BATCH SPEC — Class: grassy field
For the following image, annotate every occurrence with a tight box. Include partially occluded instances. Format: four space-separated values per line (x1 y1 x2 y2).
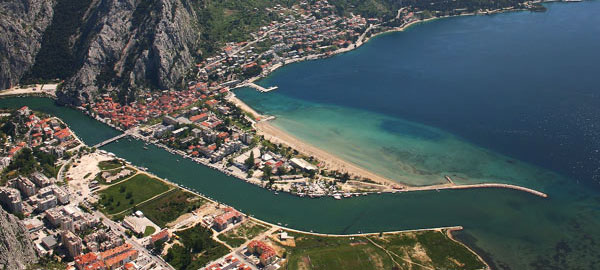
284 230 486 270
98 159 124 170
138 189 205 227
217 220 270 248
144 226 156 237
98 174 170 215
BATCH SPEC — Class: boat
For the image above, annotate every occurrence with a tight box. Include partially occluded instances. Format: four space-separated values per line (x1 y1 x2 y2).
274 191 279 195
143 146 148 150
333 194 342 200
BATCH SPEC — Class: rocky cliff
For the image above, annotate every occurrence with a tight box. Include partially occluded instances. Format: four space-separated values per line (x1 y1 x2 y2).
57 0 201 105
0 207 39 269
0 0 55 89
0 0 201 105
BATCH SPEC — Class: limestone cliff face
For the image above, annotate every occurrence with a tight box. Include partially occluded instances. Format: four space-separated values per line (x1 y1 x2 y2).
57 0 201 105
0 0 55 89
0 208 38 269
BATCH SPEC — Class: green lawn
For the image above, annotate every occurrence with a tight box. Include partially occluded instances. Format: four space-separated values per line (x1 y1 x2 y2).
217 220 269 248
98 159 124 170
144 226 156 237
138 189 205 227
98 174 170 215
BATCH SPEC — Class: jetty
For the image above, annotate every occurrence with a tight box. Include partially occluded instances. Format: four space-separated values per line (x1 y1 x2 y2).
450 183 548 198
245 82 278 92
405 182 548 198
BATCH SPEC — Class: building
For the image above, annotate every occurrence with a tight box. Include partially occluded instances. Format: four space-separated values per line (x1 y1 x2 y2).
213 207 243 231
30 172 52 187
74 252 99 270
62 230 83 258
150 229 170 245
45 206 99 233
76 243 138 270
290 158 317 172
41 235 58 250
247 240 277 266
0 187 23 213
12 176 37 197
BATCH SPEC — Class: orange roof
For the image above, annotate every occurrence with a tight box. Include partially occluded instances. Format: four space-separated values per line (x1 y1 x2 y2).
84 260 105 270
100 243 132 260
105 249 138 268
75 252 98 266
150 229 170 243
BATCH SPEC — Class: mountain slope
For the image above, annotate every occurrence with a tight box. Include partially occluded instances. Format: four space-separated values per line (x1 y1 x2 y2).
0 0 55 89
0 207 39 269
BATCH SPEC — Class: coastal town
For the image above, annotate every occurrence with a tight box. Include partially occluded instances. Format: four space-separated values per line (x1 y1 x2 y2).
74 0 420 198
0 107 488 270
0 0 565 269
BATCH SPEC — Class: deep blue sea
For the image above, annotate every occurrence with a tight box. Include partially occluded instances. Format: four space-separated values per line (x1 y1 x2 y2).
237 1 600 190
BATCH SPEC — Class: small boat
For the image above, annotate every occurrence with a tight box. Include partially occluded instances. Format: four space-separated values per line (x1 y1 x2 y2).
143 146 148 150
333 194 342 200
274 192 279 195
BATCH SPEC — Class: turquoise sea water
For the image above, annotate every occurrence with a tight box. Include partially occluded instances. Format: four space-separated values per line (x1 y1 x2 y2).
2 2 600 269
236 2 600 191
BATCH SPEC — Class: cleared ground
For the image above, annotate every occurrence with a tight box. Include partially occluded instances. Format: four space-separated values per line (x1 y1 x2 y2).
217 220 270 248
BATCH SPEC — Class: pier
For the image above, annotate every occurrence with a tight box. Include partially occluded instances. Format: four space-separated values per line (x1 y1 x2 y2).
245 82 278 92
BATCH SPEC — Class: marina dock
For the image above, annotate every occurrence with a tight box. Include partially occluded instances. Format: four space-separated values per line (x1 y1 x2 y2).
245 82 278 92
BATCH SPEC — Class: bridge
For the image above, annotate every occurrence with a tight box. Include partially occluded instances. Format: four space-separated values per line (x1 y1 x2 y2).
93 132 131 148
94 127 141 148
245 82 278 92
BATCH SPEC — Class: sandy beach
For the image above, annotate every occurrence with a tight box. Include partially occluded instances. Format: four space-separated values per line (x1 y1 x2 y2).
255 120 403 188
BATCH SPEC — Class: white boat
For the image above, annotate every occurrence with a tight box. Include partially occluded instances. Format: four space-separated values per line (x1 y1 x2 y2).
333 194 342 200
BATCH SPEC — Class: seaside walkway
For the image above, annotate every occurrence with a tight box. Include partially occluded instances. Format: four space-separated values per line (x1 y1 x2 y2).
245 82 278 92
